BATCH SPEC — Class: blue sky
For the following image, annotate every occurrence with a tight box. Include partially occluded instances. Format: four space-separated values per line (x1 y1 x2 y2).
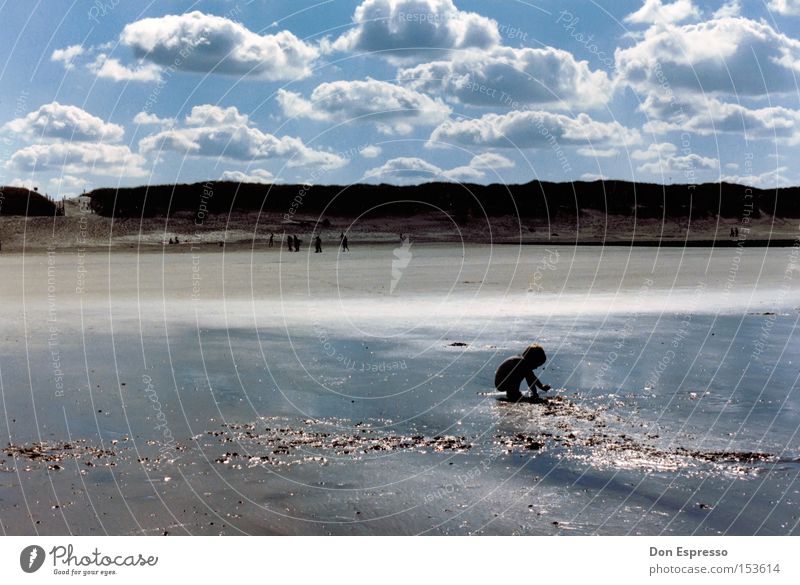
1 0 800 197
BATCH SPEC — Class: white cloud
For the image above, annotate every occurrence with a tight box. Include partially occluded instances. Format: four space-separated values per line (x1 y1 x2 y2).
185 104 249 127
220 169 275 183
10 143 148 176
277 79 451 134
625 0 699 25
468 152 515 169
580 172 608 181
631 142 678 160
768 0 800 16
713 0 741 18
364 157 443 183
4 102 124 143
722 166 790 187
88 54 162 82
397 46 612 109
120 11 318 80
360 145 382 158
51 45 84 70
363 152 514 184
133 112 175 127
576 147 620 158
329 0 500 59
642 97 800 142
616 16 800 96
48 174 86 195
428 110 640 149
637 153 719 174
139 104 345 169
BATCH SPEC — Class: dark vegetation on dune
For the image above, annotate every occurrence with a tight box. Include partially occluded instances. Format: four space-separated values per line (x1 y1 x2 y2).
0 186 62 216
83 180 799 220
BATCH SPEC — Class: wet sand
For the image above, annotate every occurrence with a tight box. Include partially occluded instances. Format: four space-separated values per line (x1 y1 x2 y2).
1 243 799 535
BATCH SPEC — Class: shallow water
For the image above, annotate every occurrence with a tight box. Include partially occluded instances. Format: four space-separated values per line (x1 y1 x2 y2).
0 244 798 535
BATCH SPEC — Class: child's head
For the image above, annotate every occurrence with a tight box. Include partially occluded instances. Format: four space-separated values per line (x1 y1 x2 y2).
522 344 546 368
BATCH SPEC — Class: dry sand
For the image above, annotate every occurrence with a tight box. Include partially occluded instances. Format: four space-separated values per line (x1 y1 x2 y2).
1 197 797 252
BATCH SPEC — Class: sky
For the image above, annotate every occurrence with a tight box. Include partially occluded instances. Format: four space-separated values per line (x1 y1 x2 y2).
1 0 800 197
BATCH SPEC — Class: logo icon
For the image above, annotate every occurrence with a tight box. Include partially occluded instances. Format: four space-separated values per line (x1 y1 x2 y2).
390 237 412 294
20 545 46 573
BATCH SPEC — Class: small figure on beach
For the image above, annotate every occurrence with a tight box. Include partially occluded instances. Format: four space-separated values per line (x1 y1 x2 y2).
495 344 551 403
269 233 274 248
314 235 323 253
293 235 301 252
175 236 180 244
168 238 174 245
287 234 293 252
340 232 349 252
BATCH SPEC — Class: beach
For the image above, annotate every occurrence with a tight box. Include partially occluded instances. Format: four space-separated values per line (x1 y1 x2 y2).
0 241 799 535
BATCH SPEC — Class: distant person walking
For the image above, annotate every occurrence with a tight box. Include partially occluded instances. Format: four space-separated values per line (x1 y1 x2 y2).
287 234 293 252
268 233 274 248
314 235 323 253
293 235 301 252
340 233 349 252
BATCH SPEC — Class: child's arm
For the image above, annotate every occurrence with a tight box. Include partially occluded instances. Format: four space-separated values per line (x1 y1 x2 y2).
526 372 551 392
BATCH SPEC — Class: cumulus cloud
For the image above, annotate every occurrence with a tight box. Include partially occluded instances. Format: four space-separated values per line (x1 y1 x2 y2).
220 169 275 183
642 97 800 142
360 145 382 158
768 0 800 16
428 110 640 149
363 157 443 183
363 152 514 183
631 142 678 160
637 153 719 174
721 166 790 188
10 143 147 176
51 44 84 70
4 102 125 143
88 54 162 82
576 147 620 158
133 112 176 127
616 16 800 97
329 0 500 59
625 0 699 25
48 174 86 195
185 104 249 126
120 11 318 80
397 46 612 109
139 104 345 168
277 79 451 134
713 0 741 18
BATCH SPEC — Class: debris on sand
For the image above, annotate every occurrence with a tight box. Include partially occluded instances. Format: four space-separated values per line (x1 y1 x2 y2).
494 394 789 475
3 441 117 470
203 418 471 469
